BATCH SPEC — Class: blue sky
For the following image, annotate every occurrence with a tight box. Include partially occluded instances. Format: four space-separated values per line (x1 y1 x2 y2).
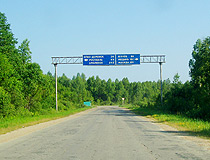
1 0 210 82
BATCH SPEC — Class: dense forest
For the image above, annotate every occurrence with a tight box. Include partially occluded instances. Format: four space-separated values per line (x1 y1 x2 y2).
0 12 210 120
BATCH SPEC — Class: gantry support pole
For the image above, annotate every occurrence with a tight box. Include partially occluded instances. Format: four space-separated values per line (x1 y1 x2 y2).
54 63 58 111
51 57 83 112
159 62 163 105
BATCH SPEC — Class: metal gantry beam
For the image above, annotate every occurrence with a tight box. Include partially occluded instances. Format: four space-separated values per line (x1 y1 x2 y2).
52 56 82 65
140 55 166 63
52 55 166 65
140 55 165 105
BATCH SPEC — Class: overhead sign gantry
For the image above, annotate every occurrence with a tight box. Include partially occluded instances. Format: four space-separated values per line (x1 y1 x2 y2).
52 54 166 111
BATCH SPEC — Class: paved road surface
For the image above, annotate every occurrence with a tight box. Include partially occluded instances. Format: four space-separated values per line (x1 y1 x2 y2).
1 106 210 160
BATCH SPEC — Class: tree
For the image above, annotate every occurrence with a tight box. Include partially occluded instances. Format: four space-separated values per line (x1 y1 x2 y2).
189 37 210 90
0 12 18 57
22 63 43 111
0 12 22 77
106 78 115 102
115 81 126 103
0 87 15 117
189 37 210 119
18 39 32 65
70 73 92 104
0 15 26 112
58 74 71 88
87 76 97 101
0 53 14 88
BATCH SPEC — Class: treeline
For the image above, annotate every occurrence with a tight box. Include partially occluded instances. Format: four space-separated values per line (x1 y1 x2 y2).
51 72 164 108
0 12 94 118
1 12 210 121
0 12 55 118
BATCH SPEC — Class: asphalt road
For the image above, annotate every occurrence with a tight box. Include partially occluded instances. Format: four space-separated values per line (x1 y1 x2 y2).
1 106 210 160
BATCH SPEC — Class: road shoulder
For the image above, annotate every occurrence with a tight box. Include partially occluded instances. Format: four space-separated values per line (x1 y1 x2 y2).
0 107 97 143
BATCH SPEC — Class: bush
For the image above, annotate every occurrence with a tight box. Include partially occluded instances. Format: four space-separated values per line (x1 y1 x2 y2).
0 87 16 117
16 107 33 117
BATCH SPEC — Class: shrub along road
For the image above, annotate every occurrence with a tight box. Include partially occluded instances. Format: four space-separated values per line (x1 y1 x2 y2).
1 106 210 160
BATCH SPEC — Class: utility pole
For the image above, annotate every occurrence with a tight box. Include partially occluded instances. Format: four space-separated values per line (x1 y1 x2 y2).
54 63 58 111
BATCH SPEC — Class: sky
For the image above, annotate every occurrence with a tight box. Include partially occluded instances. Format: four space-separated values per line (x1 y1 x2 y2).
1 0 210 82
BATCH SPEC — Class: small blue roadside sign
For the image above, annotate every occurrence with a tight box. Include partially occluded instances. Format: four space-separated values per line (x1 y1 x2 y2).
116 54 140 65
84 101 91 106
83 54 115 66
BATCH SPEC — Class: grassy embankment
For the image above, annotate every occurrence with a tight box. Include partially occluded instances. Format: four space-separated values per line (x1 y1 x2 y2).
122 104 210 139
0 106 94 135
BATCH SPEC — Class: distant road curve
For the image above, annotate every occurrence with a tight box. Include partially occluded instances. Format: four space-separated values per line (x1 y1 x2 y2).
1 106 210 160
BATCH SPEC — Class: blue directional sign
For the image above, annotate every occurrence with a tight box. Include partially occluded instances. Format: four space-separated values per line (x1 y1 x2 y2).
116 54 140 65
83 54 115 65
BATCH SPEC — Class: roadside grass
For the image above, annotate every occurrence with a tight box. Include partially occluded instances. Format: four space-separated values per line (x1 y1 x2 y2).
122 104 210 139
0 106 94 135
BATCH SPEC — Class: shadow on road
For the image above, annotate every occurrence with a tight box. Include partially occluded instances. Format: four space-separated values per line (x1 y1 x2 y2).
124 106 210 139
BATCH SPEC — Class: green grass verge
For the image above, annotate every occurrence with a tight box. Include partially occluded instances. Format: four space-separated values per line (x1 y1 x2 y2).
122 104 210 139
0 106 94 135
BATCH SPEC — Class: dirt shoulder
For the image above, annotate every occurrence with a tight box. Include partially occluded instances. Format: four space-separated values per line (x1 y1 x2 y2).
121 107 210 150
136 112 210 151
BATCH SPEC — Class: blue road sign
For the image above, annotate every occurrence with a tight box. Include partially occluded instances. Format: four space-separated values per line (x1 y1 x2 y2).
116 54 140 65
83 54 115 65
84 101 91 106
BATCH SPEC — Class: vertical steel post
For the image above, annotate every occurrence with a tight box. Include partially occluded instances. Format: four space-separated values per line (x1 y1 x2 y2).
54 64 58 111
159 62 163 105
